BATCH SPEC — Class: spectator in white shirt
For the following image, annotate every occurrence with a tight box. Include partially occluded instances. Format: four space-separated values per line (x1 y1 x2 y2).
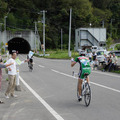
88 51 93 62
0 61 13 104
109 53 118 71
5 51 28 98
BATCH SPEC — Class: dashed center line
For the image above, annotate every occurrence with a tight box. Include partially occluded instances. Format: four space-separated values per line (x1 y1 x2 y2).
51 69 120 93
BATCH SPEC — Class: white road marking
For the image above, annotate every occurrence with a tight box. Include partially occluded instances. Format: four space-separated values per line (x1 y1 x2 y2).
39 65 45 68
92 71 120 78
19 76 64 120
51 69 120 93
90 81 120 93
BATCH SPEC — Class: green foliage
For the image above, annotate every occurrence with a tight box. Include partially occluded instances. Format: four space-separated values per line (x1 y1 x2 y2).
5 68 8 74
0 0 8 18
35 49 79 59
3 60 6 63
0 42 4 48
115 44 120 50
1 48 5 54
0 0 120 49
106 37 113 49
91 0 111 9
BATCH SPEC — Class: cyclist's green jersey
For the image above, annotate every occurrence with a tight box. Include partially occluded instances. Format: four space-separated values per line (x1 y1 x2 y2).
74 56 91 79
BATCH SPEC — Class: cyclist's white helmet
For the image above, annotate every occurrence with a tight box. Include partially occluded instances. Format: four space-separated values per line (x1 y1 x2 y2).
79 51 86 56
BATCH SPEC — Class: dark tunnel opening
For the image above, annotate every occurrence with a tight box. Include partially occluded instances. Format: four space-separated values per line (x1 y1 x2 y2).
8 37 31 54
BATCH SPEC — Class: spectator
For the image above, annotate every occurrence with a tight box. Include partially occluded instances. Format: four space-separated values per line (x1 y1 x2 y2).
93 59 99 70
108 54 113 72
88 51 93 62
93 52 97 62
103 54 112 72
102 54 108 72
0 62 13 104
0 55 3 90
5 51 29 99
109 53 118 71
92 52 98 70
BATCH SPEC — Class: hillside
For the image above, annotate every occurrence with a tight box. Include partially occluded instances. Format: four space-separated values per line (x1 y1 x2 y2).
0 0 120 49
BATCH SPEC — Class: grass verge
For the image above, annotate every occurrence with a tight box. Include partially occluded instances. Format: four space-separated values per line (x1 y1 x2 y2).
35 49 79 59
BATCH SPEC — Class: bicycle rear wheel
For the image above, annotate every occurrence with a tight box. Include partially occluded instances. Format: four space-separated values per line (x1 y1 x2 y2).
84 82 91 107
29 63 33 72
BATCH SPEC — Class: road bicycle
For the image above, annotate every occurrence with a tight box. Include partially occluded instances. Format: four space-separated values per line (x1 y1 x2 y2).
73 71 91 107
27 55 33 72
28 62 33 72
28 59 33 72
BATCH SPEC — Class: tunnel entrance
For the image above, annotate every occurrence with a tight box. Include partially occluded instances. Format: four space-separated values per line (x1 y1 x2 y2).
8 37 31 54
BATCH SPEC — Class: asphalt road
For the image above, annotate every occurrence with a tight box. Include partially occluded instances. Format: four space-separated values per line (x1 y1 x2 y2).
1 55 120 120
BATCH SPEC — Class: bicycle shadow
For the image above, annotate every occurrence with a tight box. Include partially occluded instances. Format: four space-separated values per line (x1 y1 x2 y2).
60 99 91 109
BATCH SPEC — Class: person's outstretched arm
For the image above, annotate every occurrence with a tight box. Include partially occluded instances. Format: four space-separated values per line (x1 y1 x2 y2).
0 62 13 68
71 58 77 67
5 63 13 67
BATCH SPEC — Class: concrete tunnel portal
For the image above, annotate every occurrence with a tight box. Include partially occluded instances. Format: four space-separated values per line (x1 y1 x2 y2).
8 37 31 54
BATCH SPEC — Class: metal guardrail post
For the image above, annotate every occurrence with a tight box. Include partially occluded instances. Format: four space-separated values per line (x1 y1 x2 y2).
15 68 21 91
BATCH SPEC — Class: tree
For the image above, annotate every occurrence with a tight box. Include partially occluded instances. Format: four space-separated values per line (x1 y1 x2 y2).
106 37 113 49
0 0 8 19
0 0 120 49
115 44 120 50
91 0 112 9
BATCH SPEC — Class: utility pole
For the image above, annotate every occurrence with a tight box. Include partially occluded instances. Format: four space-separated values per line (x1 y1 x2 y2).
41 10 47 56
4 16 7 31
68 8 72 57
61 28 63 50
110 19 113 38
102 20 104 28
34 22 37 52
43 10 45 56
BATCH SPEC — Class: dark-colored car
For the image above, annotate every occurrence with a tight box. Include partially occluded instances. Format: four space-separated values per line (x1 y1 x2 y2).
109 50 120 57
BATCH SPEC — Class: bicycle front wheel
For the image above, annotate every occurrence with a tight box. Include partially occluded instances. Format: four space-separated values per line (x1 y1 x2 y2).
84 82 91 107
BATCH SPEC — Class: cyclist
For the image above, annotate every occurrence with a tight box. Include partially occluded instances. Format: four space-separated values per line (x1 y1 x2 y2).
27 51 34 71
71 51 91 101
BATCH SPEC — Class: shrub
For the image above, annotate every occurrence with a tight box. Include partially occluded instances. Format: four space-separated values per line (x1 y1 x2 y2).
1 48 5 54
115 44 120 50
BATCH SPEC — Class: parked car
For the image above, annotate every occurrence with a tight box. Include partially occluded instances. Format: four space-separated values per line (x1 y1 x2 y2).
109 50 120 57
96 50 109 63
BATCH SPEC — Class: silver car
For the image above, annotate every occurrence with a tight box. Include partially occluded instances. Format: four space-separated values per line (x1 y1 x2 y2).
96 50 109 63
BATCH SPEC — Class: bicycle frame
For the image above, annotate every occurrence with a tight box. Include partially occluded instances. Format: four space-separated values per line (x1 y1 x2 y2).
81 78 88 96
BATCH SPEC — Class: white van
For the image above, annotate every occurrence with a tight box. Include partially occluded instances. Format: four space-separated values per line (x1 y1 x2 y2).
96 50 109 63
